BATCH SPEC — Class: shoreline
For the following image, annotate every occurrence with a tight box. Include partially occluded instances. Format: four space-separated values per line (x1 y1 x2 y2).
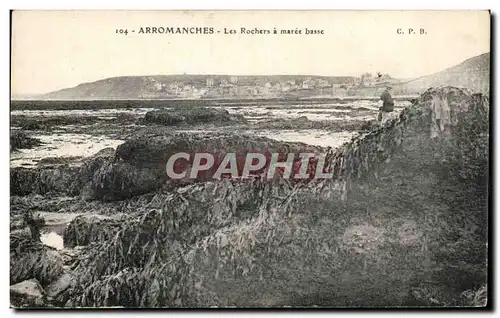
12 95 418 102
10 96 417 111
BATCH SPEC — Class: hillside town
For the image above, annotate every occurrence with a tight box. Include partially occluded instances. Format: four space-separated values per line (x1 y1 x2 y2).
139 73 401 99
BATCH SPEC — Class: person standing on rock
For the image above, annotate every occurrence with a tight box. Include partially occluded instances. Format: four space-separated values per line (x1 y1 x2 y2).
378 84 395 125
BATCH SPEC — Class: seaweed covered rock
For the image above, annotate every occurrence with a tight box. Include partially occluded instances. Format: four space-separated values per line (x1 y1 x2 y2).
12 132 321 201
255 116 366 132
45 273 75 298
63 215 124 248
10 235 65 286
144 107 245 126
10 279 46 308
81 161 165 201
11 165 81 196
114 133 319 167
144 111 185 125
11 114 138 131
10 147 116 197
178 87 489 307
59 87 488 307
11 168 38 196
82 133 321 201
62 181 272 307
10 130 42 152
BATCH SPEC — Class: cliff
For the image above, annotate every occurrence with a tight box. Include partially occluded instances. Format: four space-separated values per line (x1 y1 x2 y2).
394 52 490 95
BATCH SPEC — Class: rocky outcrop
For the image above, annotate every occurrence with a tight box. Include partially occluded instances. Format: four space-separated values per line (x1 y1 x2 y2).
63 215 124 248
10 279 46 307
10 130 42 152
180 87 488 307
254 116 366 132
10 272 76 308
10 147 115 197
45 273 74 298
11 113 139 131
12 132 322 201
10 235 65 286
59 87 488 307
9 86 488 307
88 133 322 201
144 107 246 126
11 165 85 196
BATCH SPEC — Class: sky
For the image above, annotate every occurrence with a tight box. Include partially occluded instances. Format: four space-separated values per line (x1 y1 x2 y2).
11 10 490 95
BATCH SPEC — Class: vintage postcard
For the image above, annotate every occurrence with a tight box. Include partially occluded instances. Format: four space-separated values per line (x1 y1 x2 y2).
10 10 490 308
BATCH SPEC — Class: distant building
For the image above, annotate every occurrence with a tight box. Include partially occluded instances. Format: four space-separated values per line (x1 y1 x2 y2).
206 78 214 88
281 83 291 92
273 82 282 92
332 83 348 97
229 76 238 84
302 78 316 89
316 79 330 88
